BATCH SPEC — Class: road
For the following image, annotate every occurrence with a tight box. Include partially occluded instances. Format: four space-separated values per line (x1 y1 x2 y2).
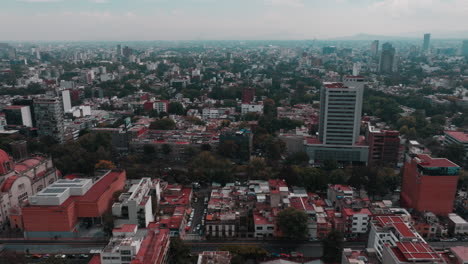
0 240 107 254
187 240 322 257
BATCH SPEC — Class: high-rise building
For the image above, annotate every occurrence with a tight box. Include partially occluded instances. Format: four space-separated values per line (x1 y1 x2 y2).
241 87 255 103
462 40 468 56
371 40 379 58
401 154 460 215
322 46 336 55
379 42 395 74
305 82 369 165
319 83 363 145
12 98 36 127
33 97 65 143
61 90 72 112
422 33 431 52
3 105 33 127
116 44 122 56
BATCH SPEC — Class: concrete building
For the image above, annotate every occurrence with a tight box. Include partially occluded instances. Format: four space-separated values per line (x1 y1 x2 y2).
112 178 155 228
401 154 460 215
422 33 431 53
382 241 444 264
241 103 264 115
61 89 72 112
33 97 65 143
319 82 363 146
100 223 170 264
448 213 468 235
367 215 422 260
253 211 275 238
444 131 468 161
462 40 468 56
306 82 368 165
371 40 379 58
379 42 395 74
366 124 400 166
3 105 33 127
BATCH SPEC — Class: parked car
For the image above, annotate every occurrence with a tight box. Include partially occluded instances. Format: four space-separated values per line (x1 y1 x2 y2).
280 253 291 258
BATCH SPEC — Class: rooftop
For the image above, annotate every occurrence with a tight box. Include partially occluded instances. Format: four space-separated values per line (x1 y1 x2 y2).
445 131 468 143
392 242 441 262
450 246 468 261
416 154 459 168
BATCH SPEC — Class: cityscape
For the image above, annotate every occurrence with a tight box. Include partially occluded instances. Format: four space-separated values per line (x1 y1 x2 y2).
2 1 468 264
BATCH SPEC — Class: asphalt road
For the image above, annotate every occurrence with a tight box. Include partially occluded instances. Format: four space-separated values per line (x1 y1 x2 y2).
188 193 206 235
186 240 326 257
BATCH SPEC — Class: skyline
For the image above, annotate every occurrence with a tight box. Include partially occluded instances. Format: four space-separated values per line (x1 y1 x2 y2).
2 0 468 41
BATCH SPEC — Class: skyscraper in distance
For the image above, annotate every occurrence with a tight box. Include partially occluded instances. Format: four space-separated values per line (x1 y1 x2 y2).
462 40 468 56
379 42 395 74
422 33 431 53
117 44 122 56
371 40 379 58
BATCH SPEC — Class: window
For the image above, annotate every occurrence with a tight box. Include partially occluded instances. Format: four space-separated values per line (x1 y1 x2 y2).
121 256 132 261
120 250 131 255
256 226 263 230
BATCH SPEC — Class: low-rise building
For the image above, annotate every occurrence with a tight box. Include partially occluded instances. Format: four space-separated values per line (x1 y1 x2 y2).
112 178 155 228
448 213 468 235
100 223 170 264
22 170 126 238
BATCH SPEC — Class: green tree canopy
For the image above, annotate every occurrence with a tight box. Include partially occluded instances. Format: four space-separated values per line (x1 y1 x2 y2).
149 118 176 130
277 207 309 239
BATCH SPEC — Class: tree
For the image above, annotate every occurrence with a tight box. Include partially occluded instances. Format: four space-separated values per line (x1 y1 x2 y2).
168 102 185 115
95 160 115 170
442 143 465 166
264 137 286 162
277 207 308 239
149 118 176 130
284 152 310 166
322 230 344 262
168 237 192 264
218 140 239 159
190 152 233 184
330 169 347 184
161 144 172 156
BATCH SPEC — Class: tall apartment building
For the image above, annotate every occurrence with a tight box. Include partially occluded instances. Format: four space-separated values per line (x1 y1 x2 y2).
422 33 431 53
401 154 460 215
33 97 65 143
371 40 379 58
242 87 255 103
379 42 395 74
305 82 368 165
318 82 363 145
366 124 400 166
462 40 468 56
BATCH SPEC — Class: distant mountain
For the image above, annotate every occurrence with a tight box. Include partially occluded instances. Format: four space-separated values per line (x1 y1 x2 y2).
332 32 468 41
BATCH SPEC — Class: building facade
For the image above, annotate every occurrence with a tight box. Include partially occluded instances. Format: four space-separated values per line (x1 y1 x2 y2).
401 154 460 215
33 97 65 143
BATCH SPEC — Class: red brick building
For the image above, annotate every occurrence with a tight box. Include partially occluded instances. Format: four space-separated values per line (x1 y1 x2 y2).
22 169 126 238
401 154 460 215
365 124 400 166
242 87 255 104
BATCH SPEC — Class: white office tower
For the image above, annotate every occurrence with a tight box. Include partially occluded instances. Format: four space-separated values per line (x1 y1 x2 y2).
318 83 363 146
352 63 361 76
61 90 72 112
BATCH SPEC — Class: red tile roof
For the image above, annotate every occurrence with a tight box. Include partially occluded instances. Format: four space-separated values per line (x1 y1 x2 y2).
113 224 137 233
394 242 441 261
1 175 18 192
445 131 468 143
88 255 101 264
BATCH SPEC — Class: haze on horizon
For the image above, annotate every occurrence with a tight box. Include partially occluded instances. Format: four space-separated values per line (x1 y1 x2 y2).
1 0 468 41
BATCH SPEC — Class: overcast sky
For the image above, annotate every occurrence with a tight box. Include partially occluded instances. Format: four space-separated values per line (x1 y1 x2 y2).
1 0 468 41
